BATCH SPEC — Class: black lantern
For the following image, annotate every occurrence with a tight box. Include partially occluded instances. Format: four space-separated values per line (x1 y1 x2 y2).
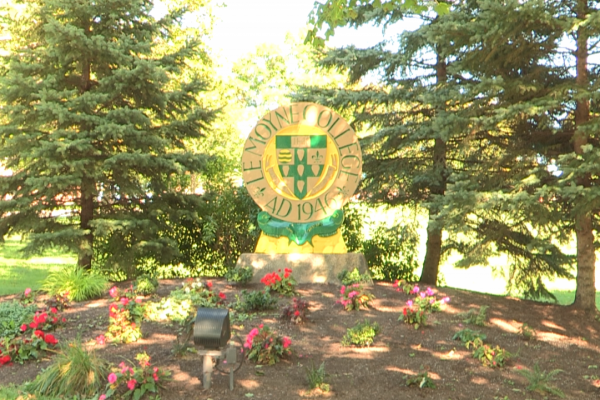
193 308 231 349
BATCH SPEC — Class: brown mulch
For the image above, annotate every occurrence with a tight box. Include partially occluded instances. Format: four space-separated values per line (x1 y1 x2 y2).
1 280 599 400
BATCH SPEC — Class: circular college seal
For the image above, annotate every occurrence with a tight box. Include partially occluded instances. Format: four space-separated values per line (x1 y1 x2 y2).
241 103 362 223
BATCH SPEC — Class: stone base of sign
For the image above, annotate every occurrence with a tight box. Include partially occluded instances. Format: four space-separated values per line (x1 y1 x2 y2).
254 231 347 254
235 253 371 285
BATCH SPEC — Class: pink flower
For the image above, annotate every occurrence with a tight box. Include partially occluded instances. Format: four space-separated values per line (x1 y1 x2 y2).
410 286 420 294
127 379 137 391
340 286 346 295
109 286 118 298
426 287 435 296
420 292 426 298
99 395 106 400
153 373 159 381
24 288 31 296
348 291 358 298
108 373 117 384
120 297 129 306
96 335 106 345
119 362 128 373
406 300 413 307
282 337 292 349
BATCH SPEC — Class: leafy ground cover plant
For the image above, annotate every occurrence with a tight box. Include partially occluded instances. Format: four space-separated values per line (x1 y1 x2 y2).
461 305 489 326
19 288 35 305
27 339 108 398
101 352 170 399
225 266 253 284
133 274 158 296
244 324 292 365
260 268 296 295
0 298 37 339
144 279 226 324
232 290 278 313
405 366 437 389
105 286 144 343
42 265 107 302
467 337 511 367
306 362 330 392
337 284 375 311
337 268 371 286
280 297 309 324
341 320 380 347
452 328 487 345
516 363 564 398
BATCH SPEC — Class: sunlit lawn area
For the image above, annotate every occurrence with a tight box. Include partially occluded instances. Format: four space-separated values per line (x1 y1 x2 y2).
0 236 76 296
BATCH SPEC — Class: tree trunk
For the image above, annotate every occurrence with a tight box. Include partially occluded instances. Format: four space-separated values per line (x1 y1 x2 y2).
572 0 597 314
420 51 447 285
77 46 94 270
78 175 94 269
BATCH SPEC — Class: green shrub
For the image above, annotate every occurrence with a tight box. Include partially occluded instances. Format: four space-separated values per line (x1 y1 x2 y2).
452 328 487 346
0 301 37 339
233 290 277 312
134 274 158 295
42 266 107 302
460 306 489 326
27 339 108 397
225 265 253 284
517 363 564 398
337 268 372 285
341 320 380 347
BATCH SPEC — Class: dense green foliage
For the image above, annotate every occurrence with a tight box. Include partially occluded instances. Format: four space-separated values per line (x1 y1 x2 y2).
0 0 215 273
0 301 36 339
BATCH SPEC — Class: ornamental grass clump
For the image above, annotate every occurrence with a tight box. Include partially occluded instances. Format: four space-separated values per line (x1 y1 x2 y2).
27 339 108 398
337 284 374 311
261 268 296 295
101 352 170 400
244 324 292 365
42 265 107 302
105 286 144 343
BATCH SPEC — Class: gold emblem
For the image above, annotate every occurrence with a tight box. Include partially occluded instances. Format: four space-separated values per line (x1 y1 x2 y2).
241 103 362 223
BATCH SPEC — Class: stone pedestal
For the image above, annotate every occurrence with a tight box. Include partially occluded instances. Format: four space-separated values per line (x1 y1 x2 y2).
235 253 371 285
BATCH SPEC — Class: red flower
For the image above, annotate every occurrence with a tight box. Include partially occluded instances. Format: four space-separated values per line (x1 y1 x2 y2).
206 281 213 289
20 324 27 332
29 322 38 329
109 303 119 318
218 292 226 300
52 317 58 324
44 334 58 345
109 286 118 298
34 330 45 339
120 297 129 306
50 307 58 314
294 310 300 317
35 313 48 324
403 308 407 316
0 355 11 365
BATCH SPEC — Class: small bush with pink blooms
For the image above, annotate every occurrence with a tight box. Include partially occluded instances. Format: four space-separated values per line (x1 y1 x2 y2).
101 352 170 399
280 297 309 324
337 284 375 311
397 284 450 329
244 324 292 365
399 300 429 329
19 288 35 305
105 286 144 344
260 268 296 295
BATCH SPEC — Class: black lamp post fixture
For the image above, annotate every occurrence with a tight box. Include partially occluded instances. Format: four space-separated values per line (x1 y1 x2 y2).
193 308 240 390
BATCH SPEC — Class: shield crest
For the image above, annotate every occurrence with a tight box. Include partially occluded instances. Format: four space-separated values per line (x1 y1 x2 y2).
276 135 327 199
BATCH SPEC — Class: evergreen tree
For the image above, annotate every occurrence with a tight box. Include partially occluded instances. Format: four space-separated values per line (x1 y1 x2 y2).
0 0 215 271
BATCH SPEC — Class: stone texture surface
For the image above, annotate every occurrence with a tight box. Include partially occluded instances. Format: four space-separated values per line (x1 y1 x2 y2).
235 253 371 285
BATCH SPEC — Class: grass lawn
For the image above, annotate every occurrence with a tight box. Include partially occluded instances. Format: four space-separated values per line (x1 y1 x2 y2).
0 236 76 296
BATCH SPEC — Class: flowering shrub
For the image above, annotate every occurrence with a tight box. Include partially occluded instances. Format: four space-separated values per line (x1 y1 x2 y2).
337 284 374 311
144 279 227 324
399 300 428 329
280 297 309 324
244 324 292 365
0 307 63 365
19 288 35 305
260 268 296 295
101 352 170 399
105 286 144 343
